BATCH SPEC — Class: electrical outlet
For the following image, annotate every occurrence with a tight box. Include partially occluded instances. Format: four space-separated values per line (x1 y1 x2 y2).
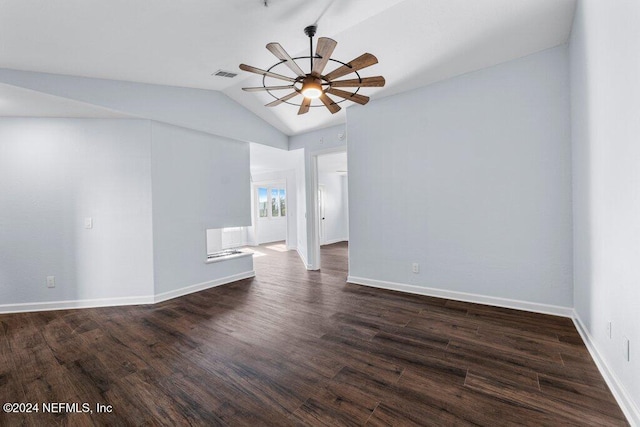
412 263 420 274
607 321 612 339
46 276 55 288
623 337 630 361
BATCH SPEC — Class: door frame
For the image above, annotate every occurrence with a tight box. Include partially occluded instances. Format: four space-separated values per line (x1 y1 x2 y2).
308 147 347 270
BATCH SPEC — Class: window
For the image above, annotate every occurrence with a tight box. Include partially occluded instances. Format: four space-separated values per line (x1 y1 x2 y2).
271 188 280 217
258 187 268 218
279 188 286 216
257 185 286 218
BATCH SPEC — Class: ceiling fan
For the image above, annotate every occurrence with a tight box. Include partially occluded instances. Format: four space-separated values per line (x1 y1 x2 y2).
239 24 385 115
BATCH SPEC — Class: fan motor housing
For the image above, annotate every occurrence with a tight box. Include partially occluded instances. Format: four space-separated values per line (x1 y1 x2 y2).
304 25 317 38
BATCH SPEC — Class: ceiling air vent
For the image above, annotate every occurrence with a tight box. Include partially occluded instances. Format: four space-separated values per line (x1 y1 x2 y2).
212 70 238 78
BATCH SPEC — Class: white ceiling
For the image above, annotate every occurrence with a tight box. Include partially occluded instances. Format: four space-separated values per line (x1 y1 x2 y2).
250 142 299 175
250 143 346 176
318 151 348 175
0 0 576 135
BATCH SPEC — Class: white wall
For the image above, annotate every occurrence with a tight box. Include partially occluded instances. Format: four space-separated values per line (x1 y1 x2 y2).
347 45 573 310
220 227 247 249
318 172 349 245
0 118 255 311
0 118 155 308
570 0 640 422
150 121 253 296
256 215 286 244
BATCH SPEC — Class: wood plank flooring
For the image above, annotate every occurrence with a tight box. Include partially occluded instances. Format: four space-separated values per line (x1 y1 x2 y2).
0 242 628 426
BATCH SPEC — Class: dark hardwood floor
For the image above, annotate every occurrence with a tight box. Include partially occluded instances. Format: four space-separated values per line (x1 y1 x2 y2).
0 242 628 426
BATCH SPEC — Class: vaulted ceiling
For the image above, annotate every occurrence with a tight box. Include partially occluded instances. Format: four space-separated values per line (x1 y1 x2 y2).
0 0 576 136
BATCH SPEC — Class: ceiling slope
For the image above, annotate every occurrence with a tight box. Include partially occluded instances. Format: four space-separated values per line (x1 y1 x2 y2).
0 83 130 118
0 68 288 148
0 0 576 135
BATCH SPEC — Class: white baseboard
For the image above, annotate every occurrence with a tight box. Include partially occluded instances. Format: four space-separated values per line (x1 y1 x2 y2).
154 270 255 304
0 271 256 314
0 295 155 314
572 313 639 426
321 238 348 246
297 248 312 270
346 276 574 318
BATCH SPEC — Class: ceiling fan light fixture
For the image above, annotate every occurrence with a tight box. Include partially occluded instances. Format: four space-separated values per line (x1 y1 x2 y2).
301 76 323 99
239 23 385 115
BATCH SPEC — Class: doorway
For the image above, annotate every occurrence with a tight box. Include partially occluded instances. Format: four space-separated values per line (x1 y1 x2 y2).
314 150 349 269
248 142 302 252
253 182 288 245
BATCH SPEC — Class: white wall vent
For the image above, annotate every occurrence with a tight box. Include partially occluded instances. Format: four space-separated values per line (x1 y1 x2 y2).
212 70 238 78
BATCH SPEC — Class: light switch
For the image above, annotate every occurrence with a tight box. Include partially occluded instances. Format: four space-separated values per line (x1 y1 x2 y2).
84 217 93 229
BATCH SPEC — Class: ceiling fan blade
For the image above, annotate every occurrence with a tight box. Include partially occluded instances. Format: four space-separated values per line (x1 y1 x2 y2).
242 85 295 92
266 43 306 77
330 76 386 88
239 64 297 83
319 93 341 114
298 97 312 115
327 88 369 105
312 37 337 77
324 53 378 81
265 91 300 107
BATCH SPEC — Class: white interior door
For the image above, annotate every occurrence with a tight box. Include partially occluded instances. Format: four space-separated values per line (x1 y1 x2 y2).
318 185 326 245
